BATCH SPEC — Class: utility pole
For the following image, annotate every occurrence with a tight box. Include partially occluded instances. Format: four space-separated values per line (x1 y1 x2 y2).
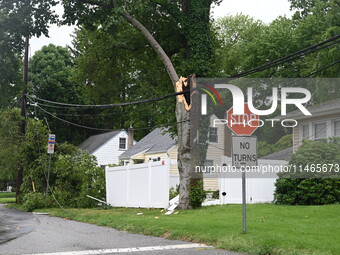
16 36 29 203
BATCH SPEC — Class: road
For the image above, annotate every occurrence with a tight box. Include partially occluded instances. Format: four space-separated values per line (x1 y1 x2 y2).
0 205 240 255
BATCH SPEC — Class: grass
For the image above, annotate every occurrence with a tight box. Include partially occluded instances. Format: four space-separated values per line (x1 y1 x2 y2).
36 204 340 255
0 192 15 204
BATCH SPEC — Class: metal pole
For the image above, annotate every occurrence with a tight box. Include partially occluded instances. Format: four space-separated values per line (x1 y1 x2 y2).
46 153 52 196
242 170 247 233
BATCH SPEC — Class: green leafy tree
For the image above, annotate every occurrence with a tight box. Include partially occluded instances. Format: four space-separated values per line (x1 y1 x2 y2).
29 44 87 144
59 0 220 209
0 10 22 109
0 109 21 181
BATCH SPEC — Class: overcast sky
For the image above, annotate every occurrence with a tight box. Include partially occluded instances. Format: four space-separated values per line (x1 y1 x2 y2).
30 0 293 55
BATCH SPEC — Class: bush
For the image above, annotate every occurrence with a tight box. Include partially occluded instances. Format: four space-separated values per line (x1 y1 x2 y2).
212 189 219 199
21 143 105 209
22 192 52 212
189 180 206 209
274 139 340 205
169 185 179 200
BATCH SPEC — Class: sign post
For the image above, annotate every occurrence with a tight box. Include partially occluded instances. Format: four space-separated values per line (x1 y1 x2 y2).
46 134 56 195
227 103 259 233
232 136 257 233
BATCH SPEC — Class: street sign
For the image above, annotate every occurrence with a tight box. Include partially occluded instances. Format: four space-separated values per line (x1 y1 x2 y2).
227 103 259 136
232 136 258 168
47 134 56 154
231 135 258 233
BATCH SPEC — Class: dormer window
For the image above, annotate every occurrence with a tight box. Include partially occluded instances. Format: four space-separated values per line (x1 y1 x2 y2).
119 138 127 150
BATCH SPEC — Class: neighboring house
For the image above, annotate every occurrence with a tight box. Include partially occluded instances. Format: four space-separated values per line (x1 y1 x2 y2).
119 128 179 188
203 114 230 191
119 114 228 191
284 99 340 152
261 147 293 161
78 130 135 167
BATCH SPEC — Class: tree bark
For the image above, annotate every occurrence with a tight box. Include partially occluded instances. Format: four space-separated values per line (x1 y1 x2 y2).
119 9 197 209
119 11 179 86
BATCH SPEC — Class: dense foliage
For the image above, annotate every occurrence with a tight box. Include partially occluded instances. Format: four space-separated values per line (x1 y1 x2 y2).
0 0 339 208
274 139 340 205
0 109 105 210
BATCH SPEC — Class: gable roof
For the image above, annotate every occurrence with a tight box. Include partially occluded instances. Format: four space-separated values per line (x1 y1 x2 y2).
78 130 122 154
260 147 293 161
282 98 340 120
119 128 176 159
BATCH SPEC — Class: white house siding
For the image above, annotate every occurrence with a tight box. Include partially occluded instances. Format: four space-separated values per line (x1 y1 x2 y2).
203 115 226 191
93 131 129 166
293 126 299 152
293 113 340 152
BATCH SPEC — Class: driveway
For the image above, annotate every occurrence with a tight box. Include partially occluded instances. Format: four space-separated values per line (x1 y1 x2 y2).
0 205 240 255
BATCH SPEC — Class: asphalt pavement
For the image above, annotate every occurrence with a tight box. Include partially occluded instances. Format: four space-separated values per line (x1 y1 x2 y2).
0 204 240 255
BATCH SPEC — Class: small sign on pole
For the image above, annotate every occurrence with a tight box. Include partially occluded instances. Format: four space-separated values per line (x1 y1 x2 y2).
232 135 258 233
46 134 55 195
47 134 56 154
232 136 258 168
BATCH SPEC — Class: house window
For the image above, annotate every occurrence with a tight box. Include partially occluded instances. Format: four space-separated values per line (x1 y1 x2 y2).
208 127 218 143
119 138 127 150
333 120 340 137
314 122 327 140
302 124 310 139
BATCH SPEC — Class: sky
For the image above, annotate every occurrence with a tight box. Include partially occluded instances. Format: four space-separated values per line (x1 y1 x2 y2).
30 0 293 55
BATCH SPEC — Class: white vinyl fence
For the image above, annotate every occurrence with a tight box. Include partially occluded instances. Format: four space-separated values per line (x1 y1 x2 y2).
105 161 170 208
219 157 288 204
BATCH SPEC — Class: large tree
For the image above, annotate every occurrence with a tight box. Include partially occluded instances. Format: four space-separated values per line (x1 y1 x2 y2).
0 10 22 109
2 0 219 209
29 44 88 144
59 0 220 209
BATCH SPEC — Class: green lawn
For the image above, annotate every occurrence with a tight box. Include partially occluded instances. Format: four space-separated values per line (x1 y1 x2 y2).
36 204 340 255
0 192 15 203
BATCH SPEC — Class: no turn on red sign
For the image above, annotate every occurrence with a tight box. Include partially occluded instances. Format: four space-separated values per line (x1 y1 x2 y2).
227 103 259 136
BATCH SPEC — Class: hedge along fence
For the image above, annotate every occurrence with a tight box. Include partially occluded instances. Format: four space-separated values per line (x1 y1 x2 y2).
274 138 340 205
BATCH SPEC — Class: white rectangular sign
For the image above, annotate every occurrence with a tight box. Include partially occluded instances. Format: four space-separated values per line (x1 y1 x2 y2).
232 136 257 167
47 134 56 154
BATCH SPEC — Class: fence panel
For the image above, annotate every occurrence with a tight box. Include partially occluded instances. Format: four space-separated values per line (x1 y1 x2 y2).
219 157 288 204
106 161 170 208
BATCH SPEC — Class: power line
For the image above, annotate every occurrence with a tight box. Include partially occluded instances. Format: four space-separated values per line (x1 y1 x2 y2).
34 103 189 132
27 90 185 109
27 35 339 110
303 60 340 78
35 104 115 132
227 34 340 79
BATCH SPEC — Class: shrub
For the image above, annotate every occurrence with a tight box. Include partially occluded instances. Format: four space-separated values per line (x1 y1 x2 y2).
21 143 105 209
274 139 340 205
169 185 179 200
22 192 52 212
212 189 219 199
189 180 206 209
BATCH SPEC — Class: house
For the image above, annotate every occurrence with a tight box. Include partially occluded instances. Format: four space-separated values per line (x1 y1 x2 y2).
119 114 228 191
284 99 340 152
78 130 135 167
261 147 293 161
119 127 179 188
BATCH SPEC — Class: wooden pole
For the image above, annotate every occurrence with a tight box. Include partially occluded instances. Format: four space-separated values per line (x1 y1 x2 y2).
16 36 29 203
